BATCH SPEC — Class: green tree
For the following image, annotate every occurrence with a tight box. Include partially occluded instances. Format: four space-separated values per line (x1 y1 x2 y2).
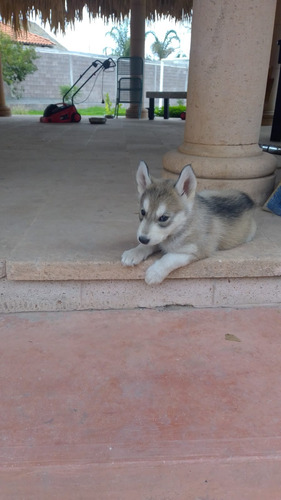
104 18 130 57
0 31 38 98
145 29 180 60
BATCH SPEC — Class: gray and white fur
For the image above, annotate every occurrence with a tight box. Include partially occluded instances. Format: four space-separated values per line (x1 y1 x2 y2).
122 161 256 285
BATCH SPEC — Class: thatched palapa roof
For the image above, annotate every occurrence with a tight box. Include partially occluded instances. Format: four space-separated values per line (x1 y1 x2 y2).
0 0 193 32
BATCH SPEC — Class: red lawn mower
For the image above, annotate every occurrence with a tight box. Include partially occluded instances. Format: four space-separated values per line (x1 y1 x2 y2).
40 58 116 123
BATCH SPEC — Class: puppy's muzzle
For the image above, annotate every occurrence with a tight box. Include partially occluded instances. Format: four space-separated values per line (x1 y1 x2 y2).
138 235 150 245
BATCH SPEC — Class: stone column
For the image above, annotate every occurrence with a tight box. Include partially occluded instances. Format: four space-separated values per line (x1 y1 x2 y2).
163 0 277 205
262 0 281 125
0 53 11 117
126 0 147 119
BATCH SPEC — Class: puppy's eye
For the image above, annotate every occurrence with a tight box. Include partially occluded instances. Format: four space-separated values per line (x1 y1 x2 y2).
140 209 146 217
158 214 169 223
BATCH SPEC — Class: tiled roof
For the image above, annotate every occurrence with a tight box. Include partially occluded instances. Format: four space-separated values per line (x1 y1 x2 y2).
0 22 54 47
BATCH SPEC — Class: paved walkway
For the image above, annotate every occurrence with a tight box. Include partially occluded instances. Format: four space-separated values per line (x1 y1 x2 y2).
1 306 281 499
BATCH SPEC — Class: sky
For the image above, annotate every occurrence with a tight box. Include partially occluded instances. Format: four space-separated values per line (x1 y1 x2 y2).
32 7 191 58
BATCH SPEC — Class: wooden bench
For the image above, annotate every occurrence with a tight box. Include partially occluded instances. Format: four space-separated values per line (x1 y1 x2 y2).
146 91 187 120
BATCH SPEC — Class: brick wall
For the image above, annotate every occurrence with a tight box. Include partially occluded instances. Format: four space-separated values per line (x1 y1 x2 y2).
5 48 189 110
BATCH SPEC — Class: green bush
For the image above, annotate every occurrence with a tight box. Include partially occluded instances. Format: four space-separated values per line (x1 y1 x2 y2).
104 93 114 115
59 84 81 103
155 105 186 118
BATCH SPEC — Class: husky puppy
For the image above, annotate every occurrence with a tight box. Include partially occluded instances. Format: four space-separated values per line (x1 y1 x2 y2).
122 161 256 285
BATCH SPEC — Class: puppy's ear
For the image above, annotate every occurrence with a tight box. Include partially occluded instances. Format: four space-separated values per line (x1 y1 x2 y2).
175 164 197 198
136 161 152 196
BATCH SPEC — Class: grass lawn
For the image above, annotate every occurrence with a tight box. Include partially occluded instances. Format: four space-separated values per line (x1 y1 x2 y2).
11 105 126 116
11 104 186 118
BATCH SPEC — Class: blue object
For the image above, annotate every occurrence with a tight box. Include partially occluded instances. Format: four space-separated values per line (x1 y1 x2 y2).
263 182 281 216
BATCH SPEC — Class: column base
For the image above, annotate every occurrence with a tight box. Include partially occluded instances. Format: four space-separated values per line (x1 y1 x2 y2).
0 105 11 117
140 108 148 119
125 105 147 119
163 148 277 205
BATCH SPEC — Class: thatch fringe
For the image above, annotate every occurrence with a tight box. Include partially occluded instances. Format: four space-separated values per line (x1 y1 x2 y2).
0 0 192 32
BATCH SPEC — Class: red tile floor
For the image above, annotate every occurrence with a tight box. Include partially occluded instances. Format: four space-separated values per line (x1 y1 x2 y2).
1 306 281 499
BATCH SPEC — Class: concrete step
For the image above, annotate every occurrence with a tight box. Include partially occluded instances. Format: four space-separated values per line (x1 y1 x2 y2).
1 207 281 313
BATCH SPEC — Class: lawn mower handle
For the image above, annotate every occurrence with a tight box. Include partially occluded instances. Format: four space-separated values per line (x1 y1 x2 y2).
63 58 116 104
102 58 116 70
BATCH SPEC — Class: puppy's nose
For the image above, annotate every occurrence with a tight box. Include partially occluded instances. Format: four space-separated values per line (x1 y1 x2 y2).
139 235 150 245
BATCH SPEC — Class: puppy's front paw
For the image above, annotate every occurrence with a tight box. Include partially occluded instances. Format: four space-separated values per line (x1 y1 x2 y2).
145 263 166 285
121 247 144 266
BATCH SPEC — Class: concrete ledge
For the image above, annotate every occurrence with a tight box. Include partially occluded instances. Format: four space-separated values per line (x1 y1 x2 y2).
1 276 281 313
5 253 281 281
3 205 281 312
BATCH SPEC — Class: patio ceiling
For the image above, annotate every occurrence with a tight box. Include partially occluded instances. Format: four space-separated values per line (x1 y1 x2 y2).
0 1 193 32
